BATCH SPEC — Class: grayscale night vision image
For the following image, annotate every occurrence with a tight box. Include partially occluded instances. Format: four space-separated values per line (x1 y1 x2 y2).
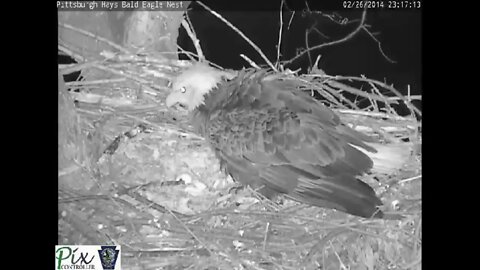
58 1 422 269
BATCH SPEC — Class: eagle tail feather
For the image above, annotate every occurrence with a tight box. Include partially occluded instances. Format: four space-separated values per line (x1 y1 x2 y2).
351 142 412 174
290 175 384 218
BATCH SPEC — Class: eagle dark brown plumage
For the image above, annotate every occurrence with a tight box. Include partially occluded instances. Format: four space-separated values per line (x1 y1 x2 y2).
166 62 409 218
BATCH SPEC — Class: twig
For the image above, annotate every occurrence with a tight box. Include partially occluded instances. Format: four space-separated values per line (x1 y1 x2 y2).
89 64 159 94
388 95 422 101
321 75 422 116
177 44 199 61
59 23 131 54
322 12 351 25
330 240 348 270
240 54 261 69
196 1 277 71
366 77 396 115
181 18 205 61
303 83 350 109
115 111 204 140
287 11 295 30
312 54 322 71
335 109 415 121
325 85 361 109
58 59 101 75
275 0 285 67
58 44 85 63
323 80 398 105
362 25 396 63
308 23 330 40
283 9 367 66
404 84 420 120
263 222 271 251
66 78 126 86
165 207 214 255
305 27 312 68
368 83 380 112
185 12 199 47
398 175 422 184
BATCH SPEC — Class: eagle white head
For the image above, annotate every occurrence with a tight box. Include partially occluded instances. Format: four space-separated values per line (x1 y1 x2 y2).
166 62 225 111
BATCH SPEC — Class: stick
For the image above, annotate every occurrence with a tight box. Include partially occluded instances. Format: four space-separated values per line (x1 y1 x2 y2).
196 1 277 71
59 23 130 54
275 0 285 67
283 9 367 66
181 18 205 61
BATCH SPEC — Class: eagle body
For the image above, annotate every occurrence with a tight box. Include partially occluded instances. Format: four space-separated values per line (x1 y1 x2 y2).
166 63 409 218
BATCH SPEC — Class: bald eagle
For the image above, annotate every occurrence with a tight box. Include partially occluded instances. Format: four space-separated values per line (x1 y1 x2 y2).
166 62 410 218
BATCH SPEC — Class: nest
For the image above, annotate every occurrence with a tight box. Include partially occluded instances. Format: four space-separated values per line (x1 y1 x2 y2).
58 9 421 270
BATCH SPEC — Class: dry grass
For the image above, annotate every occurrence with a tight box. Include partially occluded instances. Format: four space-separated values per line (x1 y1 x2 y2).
58 7 421 270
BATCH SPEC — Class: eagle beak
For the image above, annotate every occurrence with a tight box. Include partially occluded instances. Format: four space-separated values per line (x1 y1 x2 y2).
165 93 179 107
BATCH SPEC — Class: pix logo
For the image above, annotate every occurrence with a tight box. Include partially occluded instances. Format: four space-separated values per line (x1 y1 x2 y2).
55 245 121 270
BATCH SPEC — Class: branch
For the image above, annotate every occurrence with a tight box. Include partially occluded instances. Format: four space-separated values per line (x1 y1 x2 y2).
58 23 131 55
275 0 285 68
362 25 396 63
283 9 368 66
317 74 422 117
240 54 261 69
181 15 205 61
196 1 277 71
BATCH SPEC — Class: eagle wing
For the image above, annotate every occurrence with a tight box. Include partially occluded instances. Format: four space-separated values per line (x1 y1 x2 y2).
198 71 383 218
